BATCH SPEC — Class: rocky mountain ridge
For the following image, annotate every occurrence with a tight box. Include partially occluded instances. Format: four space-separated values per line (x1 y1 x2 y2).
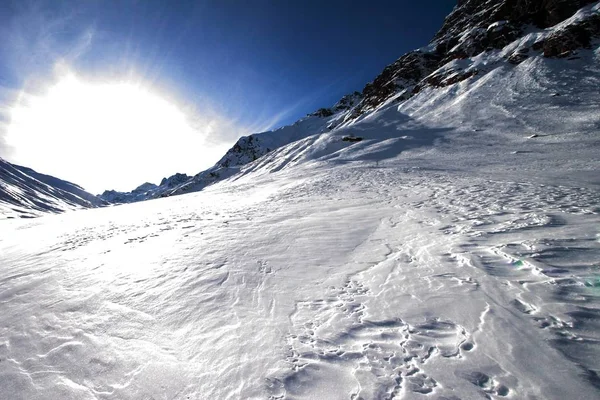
346 0 600 119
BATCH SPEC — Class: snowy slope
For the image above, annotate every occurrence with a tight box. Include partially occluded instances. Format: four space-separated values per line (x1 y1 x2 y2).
0 158 105 219
1 1 600 399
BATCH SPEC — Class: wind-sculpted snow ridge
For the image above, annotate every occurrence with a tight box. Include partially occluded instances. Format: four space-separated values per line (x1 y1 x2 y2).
0 158 105 219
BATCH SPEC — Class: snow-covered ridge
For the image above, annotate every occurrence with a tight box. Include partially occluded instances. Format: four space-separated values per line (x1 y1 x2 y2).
350 0 600 116
0 158 105 219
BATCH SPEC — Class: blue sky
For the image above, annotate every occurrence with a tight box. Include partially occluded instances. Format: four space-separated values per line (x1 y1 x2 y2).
0 0 456 192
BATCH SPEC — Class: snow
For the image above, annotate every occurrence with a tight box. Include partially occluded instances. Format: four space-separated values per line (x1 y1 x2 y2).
1 13 600 400
487 20 508 32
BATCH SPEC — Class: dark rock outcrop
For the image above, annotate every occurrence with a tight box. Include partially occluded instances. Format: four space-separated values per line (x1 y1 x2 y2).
218 135 266 168
507 47 530 64
536 13 600 57
99 174 192 204
340 0 599 121
312 108 334 118
310 92 363 119
349 51 441 118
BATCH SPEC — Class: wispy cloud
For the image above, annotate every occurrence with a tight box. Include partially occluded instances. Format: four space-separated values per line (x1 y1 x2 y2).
245 74 358 134
0 85 21 158
3 2 93 81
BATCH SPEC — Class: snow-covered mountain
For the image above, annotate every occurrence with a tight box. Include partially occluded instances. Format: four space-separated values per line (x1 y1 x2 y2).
1 1 599 399
0 158 105 219
100 0 600 203
97 93 365 202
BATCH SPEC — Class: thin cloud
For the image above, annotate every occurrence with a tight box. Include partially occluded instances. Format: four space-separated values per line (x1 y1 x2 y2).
4 2 91 79
246 75 357 134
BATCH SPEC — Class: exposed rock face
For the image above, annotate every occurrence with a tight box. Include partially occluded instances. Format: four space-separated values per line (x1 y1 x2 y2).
536 13 600 57
413 68 479 94
99 173 191 204
508 0 596 27
341 0 600 120
99 190 131 204
332 92 363 112
437 0 596 40
217 135 267 168
507 47 530 64
160 173 190 188
309 92 363 118
312 108 334 118
134 182 157 192
352 51 441 116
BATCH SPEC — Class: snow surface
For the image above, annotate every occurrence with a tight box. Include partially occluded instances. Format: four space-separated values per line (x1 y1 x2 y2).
1 28 600 400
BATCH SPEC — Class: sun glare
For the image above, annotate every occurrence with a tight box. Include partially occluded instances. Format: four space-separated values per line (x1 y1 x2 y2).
6 71 228 193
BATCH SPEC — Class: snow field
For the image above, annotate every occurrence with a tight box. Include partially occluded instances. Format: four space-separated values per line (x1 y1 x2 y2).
1 163 599 399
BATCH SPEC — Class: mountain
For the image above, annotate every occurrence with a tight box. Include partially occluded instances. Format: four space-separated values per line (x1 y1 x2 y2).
98 173 191 203
101 0 600 203
0 158 105 219
1 1 599 399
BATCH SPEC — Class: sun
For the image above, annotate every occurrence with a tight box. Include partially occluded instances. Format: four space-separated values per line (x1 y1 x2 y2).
5 71 229 193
